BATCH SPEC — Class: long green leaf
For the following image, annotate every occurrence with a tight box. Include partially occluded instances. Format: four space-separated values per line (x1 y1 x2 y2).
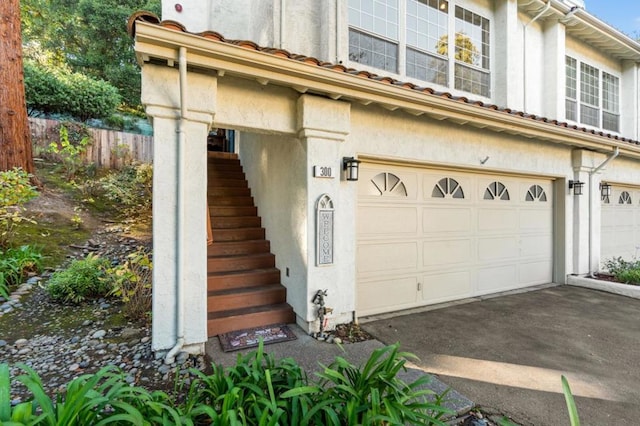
0 364 11 421
561 375 580 426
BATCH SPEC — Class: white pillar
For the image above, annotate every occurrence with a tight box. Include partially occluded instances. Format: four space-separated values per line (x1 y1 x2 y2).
141 63 216 353
296 95 353 332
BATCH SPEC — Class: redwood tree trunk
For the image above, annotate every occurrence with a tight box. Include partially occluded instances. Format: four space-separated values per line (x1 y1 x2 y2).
0 0 34 173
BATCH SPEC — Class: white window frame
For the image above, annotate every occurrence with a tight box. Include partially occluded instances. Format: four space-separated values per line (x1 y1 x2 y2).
347 0 492 98
565 55 621 133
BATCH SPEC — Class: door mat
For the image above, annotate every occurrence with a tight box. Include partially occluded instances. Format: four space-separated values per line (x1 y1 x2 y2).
218 324 297 352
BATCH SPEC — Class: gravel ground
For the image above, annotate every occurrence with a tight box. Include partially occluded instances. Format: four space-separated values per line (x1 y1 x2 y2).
0 224 208 404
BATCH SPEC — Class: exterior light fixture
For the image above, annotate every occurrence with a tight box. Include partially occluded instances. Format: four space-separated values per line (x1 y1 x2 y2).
568 180 584 196
600 182 612 199
343 157 361 181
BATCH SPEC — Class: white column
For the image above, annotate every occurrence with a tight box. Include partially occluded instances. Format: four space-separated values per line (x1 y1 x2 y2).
296 95 353 332
141 64 216 353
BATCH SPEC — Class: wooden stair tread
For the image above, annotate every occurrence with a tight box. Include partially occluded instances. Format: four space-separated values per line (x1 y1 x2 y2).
208 266 280 277
208 303 293 319
208 283 283 297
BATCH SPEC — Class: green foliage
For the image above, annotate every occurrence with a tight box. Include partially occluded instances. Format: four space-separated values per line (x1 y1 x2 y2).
0 168 38 249
46 254 115 303
561 375 580 426
100 163 153 217
184 342 451 425
107 248 152 321
0 246 42 299
602 257 640 285
47 125 92 179
0 343 451 425
21 0 162 108
25 60 122 121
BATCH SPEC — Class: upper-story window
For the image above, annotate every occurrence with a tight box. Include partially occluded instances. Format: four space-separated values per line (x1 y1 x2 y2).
565 56 620 132
348 0 491 98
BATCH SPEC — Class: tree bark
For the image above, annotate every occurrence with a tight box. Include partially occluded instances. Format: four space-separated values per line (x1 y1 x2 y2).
0 0 34 173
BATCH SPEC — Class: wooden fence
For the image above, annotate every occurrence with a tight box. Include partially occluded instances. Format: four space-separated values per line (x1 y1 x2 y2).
29 117 154 169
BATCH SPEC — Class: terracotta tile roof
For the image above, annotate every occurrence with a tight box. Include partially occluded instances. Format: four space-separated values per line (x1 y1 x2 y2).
128 11 640 148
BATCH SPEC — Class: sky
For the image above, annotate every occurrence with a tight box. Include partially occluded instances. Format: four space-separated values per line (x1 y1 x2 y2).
584 0 640 38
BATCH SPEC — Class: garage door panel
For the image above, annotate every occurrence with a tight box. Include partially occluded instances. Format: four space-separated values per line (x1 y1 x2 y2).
423 239 472 267
520 234 552 257
478 236 518 261
358 241 418 273
478 208 517 232
422 270 472 303
358 277 418 315
358 206 418 235
519 260 553 286
423 207 472 234
478 264 517 293
520 209 552 231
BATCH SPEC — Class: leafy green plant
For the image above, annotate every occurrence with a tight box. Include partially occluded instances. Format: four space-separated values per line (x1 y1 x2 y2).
311 343 451 425
602 257 640 285
0 168 38 249
45 254 114 303
0 245 43 299
108 248 152 321
48 125 92 179
100 163 152 217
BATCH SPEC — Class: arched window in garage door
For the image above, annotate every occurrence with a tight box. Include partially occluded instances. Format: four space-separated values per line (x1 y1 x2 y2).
484 181 510 200
619 191 632 204
370 172 408 197
525 185 547 202
432 177 465 199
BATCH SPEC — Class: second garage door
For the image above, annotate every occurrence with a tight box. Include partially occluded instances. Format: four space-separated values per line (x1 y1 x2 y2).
357 164 554 316
601 186 640 263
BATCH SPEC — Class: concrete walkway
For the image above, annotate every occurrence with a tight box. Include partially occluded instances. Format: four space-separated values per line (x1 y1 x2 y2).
362 285 640 426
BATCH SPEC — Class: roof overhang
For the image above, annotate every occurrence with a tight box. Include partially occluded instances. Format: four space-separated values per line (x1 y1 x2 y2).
134 21 640 160
518 0 640 62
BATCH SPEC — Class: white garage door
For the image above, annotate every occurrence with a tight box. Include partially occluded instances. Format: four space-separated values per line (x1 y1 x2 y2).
601 186 640 263
357 164 554 316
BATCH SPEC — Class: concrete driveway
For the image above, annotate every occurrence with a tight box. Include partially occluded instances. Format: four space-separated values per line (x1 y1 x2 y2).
362 285 640 426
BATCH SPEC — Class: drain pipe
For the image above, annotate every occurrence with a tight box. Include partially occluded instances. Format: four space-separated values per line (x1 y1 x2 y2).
588 147 619 277
523 0 551 113
165 46 188 364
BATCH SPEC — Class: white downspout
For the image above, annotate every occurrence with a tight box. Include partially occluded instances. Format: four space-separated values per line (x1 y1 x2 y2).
165 46 188 364
523 0 551 113
280 0 286 49
588 147 619 277
336 0 340 63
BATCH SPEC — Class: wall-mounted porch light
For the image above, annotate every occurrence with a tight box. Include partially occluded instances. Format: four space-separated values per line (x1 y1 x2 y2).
569 180 584 195
600 182 612 199
343 157 361 181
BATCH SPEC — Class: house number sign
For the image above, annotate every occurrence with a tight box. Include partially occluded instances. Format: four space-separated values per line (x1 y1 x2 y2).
313 166 334 179
316 194 334 266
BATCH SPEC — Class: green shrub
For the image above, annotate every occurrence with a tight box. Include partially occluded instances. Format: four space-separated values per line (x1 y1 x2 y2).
46 254 115 303
1 343 451 425
0 245 42 299
0 168 38 249
100 163 153 217
602 257 640 285
108 248 152 321
24 60 121 121
47 125 92 179
185 342 452 425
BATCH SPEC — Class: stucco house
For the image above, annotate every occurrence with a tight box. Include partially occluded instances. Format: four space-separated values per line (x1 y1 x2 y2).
129 0 640 357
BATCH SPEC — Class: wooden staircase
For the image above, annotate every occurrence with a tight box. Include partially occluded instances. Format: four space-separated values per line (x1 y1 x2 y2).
207 152 295 336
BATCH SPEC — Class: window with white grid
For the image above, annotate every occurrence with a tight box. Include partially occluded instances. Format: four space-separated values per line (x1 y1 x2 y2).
565 56 577 121
580 62 600 127
453 6 490 97
602 72 620 132
348 0 491 98
348 0 399 72
405 0 449 84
